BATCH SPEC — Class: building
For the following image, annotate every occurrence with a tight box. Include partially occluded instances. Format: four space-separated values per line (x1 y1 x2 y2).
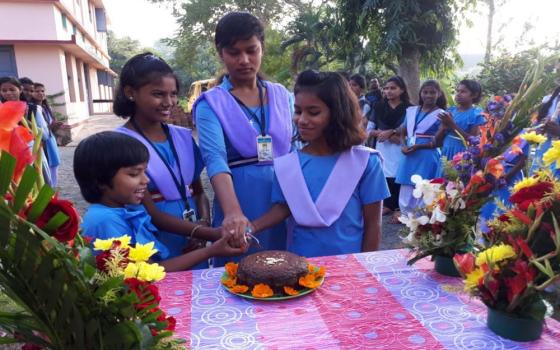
0 0 115 125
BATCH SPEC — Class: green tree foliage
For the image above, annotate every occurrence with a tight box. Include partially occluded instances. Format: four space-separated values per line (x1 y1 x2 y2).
107 31 154 74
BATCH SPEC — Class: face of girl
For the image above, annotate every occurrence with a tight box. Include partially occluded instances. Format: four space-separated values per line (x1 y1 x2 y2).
219 35 263 82
0 82 21 101
294 91 330 144
32 86 46 103
348 80 362 97
420 85 440 107
454 84 475 106
383 81 404 101
100 163 149 207
127 75 178 123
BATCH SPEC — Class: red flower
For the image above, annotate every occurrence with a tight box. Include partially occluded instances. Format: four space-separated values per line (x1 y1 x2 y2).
485 158 504 178
509 182 554 211
515 237 534 258
0 101 34 179
124 278 161 310
166 316 176 331
454 253 476 274
430 178 445 184
96 241 129 272
504 260 536 303
32 196 79 242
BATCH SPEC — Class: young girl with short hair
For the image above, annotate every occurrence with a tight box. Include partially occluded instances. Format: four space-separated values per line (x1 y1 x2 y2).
248 70 389 258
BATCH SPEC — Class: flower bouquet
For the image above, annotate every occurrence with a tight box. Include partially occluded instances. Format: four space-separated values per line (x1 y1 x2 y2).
454 170 560 341
0 101 184 349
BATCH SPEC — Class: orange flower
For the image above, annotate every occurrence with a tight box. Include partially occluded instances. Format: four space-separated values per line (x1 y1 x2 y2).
283 286 299 296
251 283 274 298
299 274 321 289
222 277 237 288
0 101 34 179
314 266 326 278
230 285 249 294
485 158 504 178
308 264 316 273
225 262 238 277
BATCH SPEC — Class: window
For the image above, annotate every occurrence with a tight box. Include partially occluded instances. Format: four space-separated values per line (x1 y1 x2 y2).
61 14 67 30
72 24 77 35
95 8 107 32
65 53 77 102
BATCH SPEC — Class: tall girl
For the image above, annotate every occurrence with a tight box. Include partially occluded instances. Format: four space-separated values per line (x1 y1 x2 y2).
440 79 486 160
369 76 411 220
396 80 447 215
114 53 218 268
249 71 389 258
193 12 293 265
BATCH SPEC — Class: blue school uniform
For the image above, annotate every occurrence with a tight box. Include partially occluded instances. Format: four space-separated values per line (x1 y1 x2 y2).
441 106 486 160
195 77 295 266
270 152 389 258
81 203 170 261
531 95 560 177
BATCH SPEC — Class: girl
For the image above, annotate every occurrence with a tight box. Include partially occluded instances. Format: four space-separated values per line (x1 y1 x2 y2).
76 132 245 271
530 85 560 176
113 53 216 268
193 12 294 265
348 74 371 122
396 80 447 215
368 76 411 221
31 82 62 187
248 70 389 258
439 79 486 160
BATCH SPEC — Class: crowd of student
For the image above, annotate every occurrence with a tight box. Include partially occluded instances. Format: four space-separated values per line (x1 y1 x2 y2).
4 12 559 272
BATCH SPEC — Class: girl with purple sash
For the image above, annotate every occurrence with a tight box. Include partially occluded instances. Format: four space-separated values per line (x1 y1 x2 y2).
249 71 389 258
396 80 447 215
113 53 224 269
193 12 293 266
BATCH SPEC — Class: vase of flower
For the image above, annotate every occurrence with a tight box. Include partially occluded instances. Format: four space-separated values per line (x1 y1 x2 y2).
434 255 461 277
487 307 543 341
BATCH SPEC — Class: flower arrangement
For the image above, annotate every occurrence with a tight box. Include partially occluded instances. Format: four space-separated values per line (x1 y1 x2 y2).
221 262 325 298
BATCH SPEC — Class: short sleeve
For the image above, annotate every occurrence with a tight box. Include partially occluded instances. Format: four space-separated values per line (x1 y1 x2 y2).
270 173 287 204
471 107 486 127
359 153 390 204
81 207 131 241
194 99 231 178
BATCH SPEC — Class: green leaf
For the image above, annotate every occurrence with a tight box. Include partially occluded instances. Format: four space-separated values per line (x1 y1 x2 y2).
0 152 16 196
43 211 69 232
12 166 38 212
0 336 19 344
94 277 124 298
26 186 55 222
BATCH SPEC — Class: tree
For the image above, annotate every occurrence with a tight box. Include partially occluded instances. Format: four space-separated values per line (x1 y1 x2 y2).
107 31 153 74
483 0 508 64
338 0 470 101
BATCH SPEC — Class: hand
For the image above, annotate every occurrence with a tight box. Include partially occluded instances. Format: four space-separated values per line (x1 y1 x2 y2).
438 112 454 129
388 134 401 144
208 232 248 257
222 212 250 245
543 121 560 137
377 129 394 142
369 129 381 138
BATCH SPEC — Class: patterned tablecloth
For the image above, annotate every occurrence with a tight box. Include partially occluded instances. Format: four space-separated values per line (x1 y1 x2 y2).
157 249 560 349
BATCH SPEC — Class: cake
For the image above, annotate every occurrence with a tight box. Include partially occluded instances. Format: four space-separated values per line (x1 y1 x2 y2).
236 250 309 293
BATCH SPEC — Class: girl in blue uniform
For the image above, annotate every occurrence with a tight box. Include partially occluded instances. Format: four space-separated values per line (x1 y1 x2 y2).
440 79 486 160
193 12 294 265
249 71 390 258
396 80 447 215
113 53 220 268
531 86 560 176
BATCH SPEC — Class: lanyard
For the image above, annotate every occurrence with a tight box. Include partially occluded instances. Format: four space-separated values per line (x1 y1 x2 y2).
130 119 191 210
230 79 266 136
413 106 437 135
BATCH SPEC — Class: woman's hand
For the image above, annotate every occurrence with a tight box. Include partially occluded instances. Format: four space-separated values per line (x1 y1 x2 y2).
401 145 417 155
208 231 248 257
222 212 250 246
438 112 454 129
377 129 394 142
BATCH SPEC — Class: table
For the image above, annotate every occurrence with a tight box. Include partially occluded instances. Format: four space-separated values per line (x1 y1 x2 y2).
157 249 560 349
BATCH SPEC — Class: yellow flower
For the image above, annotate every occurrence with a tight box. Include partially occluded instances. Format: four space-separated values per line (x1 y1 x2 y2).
124 261 166 282
129 242 158 262
464 268 484 291
475 244 516 267
520 131 546 145
93 235 132 251
543 140 560 168
124 262 139 278
513 176 538 192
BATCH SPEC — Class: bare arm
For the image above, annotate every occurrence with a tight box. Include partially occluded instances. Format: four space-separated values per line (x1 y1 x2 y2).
251 203 291 233
211 173 250 237
191 178 210 224
362 201 383 252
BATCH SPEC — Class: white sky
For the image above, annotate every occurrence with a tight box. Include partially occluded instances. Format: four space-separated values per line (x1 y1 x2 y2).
105 0 560 54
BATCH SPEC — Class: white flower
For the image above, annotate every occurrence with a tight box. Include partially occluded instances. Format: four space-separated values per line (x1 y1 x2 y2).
411 175 442 205
399 213 430 243
445 181 459 198
429 206 447 224
451 198 466 210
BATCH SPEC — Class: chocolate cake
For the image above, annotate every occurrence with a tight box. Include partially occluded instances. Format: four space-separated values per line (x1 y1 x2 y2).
236 250 309 292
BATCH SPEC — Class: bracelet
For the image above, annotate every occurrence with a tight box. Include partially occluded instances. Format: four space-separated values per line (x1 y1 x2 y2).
198 218 210 225
190 224 203 239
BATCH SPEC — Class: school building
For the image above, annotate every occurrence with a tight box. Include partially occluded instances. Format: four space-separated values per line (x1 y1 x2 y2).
0 0 116 126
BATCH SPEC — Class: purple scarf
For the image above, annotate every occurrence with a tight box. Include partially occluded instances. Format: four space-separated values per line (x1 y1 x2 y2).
193 80 292 158
274 146 376 227
116 125 195 201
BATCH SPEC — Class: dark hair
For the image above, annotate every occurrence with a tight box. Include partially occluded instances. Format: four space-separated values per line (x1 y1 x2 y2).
113 52 179 118
74 131 149 203
458 79 482 104
294 70 366 152
215 12 265 51
33 82 53 115
385 76 411 105
537 86 560 121
419 80 447 110
33 82 45 89
0 76 26 102
349 74 366 90
19 77 34 86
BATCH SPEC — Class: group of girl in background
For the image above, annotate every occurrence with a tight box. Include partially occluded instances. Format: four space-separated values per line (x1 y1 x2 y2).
72 11 560 271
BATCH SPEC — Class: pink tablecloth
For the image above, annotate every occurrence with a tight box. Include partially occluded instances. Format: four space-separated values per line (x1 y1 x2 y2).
157 249 560 349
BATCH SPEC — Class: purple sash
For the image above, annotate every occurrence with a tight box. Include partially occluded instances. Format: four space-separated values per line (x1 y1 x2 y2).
116 125 195 201
193 81 292 158
406 106 444 137
274 146 376 227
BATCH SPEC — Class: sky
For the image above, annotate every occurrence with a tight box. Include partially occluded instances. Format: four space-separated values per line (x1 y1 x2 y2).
105 0 560 55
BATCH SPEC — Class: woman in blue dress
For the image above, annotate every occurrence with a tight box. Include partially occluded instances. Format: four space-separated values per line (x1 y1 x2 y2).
531 86 560 176
193 12 294 265
440 79 486 160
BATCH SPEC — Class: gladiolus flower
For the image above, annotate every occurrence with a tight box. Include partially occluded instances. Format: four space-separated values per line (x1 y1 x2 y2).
485 158 504 178
454 253 476 274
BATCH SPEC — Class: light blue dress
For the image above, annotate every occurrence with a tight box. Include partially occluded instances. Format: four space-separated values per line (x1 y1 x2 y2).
195 77 294 266
441 106 485 160
147 140 206 268
270 152 390 258
81 203 170 261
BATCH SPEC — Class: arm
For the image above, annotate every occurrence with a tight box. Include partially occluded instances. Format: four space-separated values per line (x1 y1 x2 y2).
191 178 210 224
251 203 291 233
439 111 481 140
504 154 527 183
362 201 382 252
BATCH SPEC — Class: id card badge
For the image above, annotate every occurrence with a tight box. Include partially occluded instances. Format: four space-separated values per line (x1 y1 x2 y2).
257 134 273 162
182 208 197 222
407 136 416 147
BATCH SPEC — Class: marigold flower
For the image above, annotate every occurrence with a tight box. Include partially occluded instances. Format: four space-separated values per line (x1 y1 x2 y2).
125 261 166 282
222 277 237 288
283 286 299 296
94 235 132 251
230 284 249 294
513 177 538 192
475 244 516 266
251 283 274 298
129 242 158 262
225 262 238 277
543 140 560 168
520 131 546 145
299 274 321 289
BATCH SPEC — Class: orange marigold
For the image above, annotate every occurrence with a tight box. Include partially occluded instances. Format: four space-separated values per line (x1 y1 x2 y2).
222 277 237 288
315 266 326 278
230 285 249 294
225 262 238 277
308 264 316 273
251 283 274 298
299 274 321 289
283 286 299 296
